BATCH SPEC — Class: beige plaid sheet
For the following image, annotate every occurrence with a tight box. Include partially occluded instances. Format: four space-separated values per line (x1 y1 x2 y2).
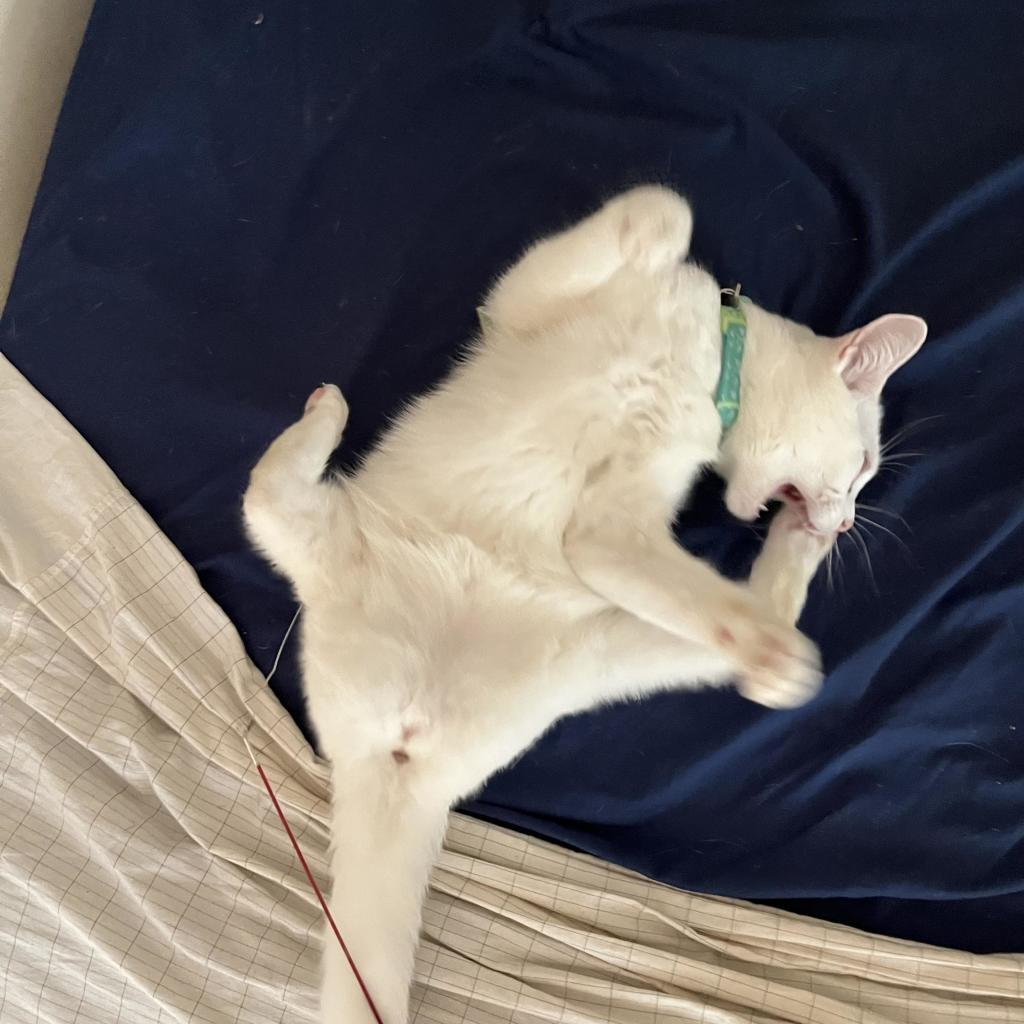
1 353 1021 1024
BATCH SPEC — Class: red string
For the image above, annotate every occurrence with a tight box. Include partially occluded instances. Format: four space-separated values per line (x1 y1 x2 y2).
251 757 384 1024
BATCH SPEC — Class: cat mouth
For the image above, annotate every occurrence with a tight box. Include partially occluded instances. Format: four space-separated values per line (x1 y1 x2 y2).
778 483 804 507
775 485 823 534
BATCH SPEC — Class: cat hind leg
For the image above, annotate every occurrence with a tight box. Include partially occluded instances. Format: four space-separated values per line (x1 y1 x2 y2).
483 185 692 331
607 184 693 274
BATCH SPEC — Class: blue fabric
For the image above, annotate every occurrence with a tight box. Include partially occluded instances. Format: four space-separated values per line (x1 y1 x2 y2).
4 0 1023 953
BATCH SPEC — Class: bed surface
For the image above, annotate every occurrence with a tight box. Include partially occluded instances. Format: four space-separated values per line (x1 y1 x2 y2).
7 350 1019 1022
3 0 1023 951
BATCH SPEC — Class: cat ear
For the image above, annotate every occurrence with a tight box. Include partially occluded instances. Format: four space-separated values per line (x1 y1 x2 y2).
835 314 928 396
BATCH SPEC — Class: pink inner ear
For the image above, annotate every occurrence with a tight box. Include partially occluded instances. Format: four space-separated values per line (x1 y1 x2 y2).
837 314 928 396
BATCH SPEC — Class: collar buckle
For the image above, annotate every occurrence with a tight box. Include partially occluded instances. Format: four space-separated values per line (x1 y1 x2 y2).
721 282 743 308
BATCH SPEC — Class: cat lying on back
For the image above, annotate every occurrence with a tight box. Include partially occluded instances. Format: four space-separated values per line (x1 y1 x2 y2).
243 186 927 1023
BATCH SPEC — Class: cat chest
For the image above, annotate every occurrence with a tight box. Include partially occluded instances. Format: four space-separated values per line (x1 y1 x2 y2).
608 363 720 454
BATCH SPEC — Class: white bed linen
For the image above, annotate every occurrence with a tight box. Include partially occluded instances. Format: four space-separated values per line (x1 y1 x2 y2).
2 353 1021 1024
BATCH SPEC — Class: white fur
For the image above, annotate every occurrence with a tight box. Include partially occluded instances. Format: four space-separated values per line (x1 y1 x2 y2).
242 186 925 1023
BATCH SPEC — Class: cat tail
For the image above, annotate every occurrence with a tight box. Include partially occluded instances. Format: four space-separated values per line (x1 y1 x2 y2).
320 760 449 1024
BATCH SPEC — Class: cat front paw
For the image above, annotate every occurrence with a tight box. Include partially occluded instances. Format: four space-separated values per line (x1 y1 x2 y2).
713 598 823 709
606 185 693 272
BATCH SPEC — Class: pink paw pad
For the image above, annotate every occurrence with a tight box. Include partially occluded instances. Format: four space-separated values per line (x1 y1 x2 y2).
304 384 334 415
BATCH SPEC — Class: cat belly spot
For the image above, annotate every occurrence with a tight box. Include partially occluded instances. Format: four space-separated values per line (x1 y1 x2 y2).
391 749 411 765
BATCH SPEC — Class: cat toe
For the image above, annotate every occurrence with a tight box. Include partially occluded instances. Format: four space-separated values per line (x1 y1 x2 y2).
608 185 693 271
738 663 823 709
304 382 346 418
714 601 823 709
736 626 823 708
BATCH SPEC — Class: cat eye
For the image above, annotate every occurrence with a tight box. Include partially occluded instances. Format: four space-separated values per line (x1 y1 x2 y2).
848 451 872 493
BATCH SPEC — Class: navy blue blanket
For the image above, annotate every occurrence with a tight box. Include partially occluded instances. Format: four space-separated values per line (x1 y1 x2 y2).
4 0 1022 952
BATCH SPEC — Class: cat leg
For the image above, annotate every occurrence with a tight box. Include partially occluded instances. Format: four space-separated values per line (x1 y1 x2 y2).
243 384 351 590
477 604 797 749
320 759 449 1024
552 607 735 710
564 464 822 709
483 185 693 331
748 504 833 626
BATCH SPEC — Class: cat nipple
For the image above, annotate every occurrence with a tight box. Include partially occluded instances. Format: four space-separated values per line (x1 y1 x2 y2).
391 749 410 765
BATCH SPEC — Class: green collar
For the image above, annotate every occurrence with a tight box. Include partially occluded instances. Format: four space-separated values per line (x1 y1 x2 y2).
715 285 747 430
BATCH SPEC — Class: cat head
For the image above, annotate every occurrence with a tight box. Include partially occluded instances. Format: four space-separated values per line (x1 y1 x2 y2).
718 306 927 536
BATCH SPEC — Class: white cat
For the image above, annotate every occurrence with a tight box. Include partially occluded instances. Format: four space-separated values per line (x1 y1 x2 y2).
243 186 926 1024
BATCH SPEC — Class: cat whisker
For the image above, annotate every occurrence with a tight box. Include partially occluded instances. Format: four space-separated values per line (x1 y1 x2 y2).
834 536 847 575
856 514 913 558
846 524 879 593
880 450 924 464
826 542 846 593
831 538 850 595
880 414 944 455
857 502 909 529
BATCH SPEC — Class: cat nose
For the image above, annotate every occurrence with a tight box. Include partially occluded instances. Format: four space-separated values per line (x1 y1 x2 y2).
838 517 854 533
